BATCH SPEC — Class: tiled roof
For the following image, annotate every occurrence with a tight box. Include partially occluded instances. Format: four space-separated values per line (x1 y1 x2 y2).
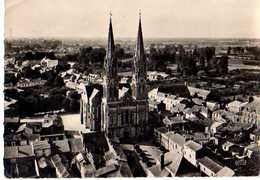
4 145 34 159
198 156 223 173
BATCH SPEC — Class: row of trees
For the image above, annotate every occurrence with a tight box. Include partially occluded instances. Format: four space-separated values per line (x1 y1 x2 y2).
5 87 81 117
175 46 228 76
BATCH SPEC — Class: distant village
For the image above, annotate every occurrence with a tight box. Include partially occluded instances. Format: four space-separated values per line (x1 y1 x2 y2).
4 17 260 177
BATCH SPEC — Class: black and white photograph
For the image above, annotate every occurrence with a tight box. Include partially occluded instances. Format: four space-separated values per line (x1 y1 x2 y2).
3 0 260 178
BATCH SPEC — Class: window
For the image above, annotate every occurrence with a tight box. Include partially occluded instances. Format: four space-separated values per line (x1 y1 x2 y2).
125 111 129 124
130 112 134 124
121 113 124 125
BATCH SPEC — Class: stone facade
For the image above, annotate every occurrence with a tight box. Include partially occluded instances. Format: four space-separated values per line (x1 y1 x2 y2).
101 16 149 138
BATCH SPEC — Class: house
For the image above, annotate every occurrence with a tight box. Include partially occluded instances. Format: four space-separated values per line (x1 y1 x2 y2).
154 127 169 145
227 100 246 113
206 101 219 112
52 139 70 153
183 107 197 120
212 110 239 123
147 71 169 81
167 133 186 154
250 128 260 144
148 100 161 112
148 88 187 112
148 88 158 101
74 153 96 177
183 140 203 167
187 86 211 100
50 154 70 178
241 96 260 127
16 78 47 88
69 138 84 153
222 141 234 152
210 121 225 135
164 95 177 111
193 132 211 145
33 140 51 157
41 57 65 69
80 84 103 131
197 156 234 177
4 144 39 178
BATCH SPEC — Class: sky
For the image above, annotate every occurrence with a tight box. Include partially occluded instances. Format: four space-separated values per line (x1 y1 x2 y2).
5 0 260 39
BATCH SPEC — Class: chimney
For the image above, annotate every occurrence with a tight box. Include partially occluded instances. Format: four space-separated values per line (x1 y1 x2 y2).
160 153 165 170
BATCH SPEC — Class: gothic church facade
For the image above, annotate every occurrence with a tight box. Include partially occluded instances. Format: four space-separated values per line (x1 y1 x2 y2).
81 15 149 138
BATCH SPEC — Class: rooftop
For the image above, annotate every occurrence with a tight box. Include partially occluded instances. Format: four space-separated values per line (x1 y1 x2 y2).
167 133 186 146
184 140 203 151
197 156 223 174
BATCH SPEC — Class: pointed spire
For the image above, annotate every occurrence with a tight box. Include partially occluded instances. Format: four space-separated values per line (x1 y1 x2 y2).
135 10 144 58
107 11 115 59
132 11 147 100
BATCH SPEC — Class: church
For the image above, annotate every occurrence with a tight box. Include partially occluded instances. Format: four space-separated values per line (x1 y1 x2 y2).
80 14 149 139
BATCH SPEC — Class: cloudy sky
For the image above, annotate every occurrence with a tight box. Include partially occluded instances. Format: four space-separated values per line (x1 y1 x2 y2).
5 0 260 39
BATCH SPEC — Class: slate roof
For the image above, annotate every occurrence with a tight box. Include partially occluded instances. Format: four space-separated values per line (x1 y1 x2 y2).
197 156 223 173
69 138 84 153
94 164 118 177
52 139 70 153
83 132 109 153
4 145 34 159
51 154 70 177
158 85 190 98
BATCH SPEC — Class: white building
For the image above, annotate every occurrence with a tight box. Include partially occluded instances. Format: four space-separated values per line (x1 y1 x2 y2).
227 100 246 113
183 140 203 167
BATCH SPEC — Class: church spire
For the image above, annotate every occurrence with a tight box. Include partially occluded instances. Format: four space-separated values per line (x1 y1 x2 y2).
104 12 118 102
132 11 147 100
106 12 115 61
135 10 145 60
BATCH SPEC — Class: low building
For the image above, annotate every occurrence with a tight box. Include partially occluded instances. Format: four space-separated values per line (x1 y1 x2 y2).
210 121 225 135
80 84 103 131
4 144 39 178
250 128 260 144
50 154 70 178
41 57 65 69
227 100 246 113
187 86 211 100
206 101 219 112
74 153 95 177
147 71 169 81
164 133 186 154
197 156 234 177
183 140 203 167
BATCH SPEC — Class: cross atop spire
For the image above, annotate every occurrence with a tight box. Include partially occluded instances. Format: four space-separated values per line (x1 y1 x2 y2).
109 10 112 19
139 9 141 19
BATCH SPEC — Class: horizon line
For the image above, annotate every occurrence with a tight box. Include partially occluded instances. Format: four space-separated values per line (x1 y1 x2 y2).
5 36 260 41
